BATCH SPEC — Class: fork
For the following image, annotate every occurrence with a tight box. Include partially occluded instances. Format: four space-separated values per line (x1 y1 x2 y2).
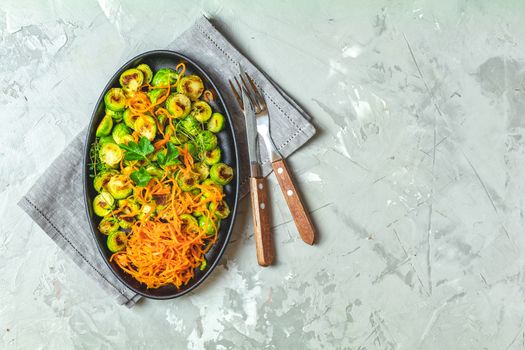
230 72 316 248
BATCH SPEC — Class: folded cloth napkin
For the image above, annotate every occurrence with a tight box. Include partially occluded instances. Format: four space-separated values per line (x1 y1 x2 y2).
18 16 316 307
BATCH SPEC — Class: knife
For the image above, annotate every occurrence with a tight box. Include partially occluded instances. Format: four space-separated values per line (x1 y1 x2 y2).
241 84 275 266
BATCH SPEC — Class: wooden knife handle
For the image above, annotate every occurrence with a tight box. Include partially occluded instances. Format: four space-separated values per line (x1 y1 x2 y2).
250 177 274 266
272 159 316 245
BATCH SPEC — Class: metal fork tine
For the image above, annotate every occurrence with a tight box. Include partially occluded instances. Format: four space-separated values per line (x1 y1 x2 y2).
239 74 261 112
238 75 257 113
245 73 266 110
228 79 243 110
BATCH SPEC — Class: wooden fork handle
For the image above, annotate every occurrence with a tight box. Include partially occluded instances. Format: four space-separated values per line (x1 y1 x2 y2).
250 177 274 266
272 159 316 245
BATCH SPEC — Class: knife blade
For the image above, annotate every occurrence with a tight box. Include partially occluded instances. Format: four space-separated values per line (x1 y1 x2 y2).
241 86 261 178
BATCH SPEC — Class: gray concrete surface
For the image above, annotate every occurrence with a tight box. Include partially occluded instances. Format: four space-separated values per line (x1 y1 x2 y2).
2 0 525 349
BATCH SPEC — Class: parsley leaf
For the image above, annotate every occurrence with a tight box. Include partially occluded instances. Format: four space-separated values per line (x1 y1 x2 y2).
130 167 152 187
119 137 154 162
157 142 181 167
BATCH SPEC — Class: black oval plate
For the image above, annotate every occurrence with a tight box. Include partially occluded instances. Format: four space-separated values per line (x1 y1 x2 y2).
82 50 239 299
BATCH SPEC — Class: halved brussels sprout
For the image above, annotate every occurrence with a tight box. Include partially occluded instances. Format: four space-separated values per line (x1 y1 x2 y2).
136 63 153 84
194 162 209 181
203 147 221 165
166 124 189 145
96 114 113 137
202 178 223 192
180 214 199 234
122 109 139 130
177 75 204 100
112 123 131 144
134 115 157 141
180 115 200 136
198 215 218 236
93 170 117 192
152 68 178 87
117 199 139 228
165 93 191 118
99 217 119 235
99 143 123 167
207 112 225 133
210 163 233 185
209 200 230 219
195 131 218 151
118 199 139 214
104 88 126 112
118 217 134 229
119 68 144 92
191 101 212 122
106 109 124 122
148 89 167 105
93 192 115 217
138 203 154 220
177 171 199 191
182 142 199 159
146 165 164 178
99 135 116 145
106 174 133 199
107 231 127 252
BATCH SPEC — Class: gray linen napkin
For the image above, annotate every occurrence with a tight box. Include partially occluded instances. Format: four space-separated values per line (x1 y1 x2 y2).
17 16 316 307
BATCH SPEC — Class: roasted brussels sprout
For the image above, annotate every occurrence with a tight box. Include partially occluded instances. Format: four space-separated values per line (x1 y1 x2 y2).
198 215 218 236
195 131 218 151
165 93 191 118
134 115 157 141
180 115 200 136
122 109 139 130
99 143 123 167
210 163 233 185
96 114 113 137
194 162 210 181
106 174 133 199
118 217 134 229
203 147 221 165
209 200 230 219
112 123 131 144
118 199 139 214
119 68 144 92
180 214 199 234
107 231 127 252
93 170 117 192
106 109 124 122
177 171 199 191
99 217 119 235
191 101 212 122
117 199 139 229
148 88 167 105
99 135 116 145
93 191 115 217
138 203 154 220
104 88 126 111
202 178 223 192
136 63 153 84
182 142 199 159
165 124 188 145
152 68 178 87
207 112 225 133
177 75 204 100
145 165 164 178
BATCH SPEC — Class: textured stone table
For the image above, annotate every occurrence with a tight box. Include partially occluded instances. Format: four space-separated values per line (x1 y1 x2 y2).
2 1 525 349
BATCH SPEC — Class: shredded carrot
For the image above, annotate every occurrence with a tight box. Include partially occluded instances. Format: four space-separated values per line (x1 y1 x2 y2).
111 146 223 289
102 62 227 289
